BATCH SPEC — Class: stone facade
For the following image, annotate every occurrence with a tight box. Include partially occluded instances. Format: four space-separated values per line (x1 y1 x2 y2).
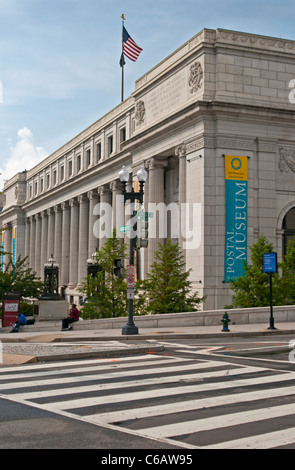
2 28 295 309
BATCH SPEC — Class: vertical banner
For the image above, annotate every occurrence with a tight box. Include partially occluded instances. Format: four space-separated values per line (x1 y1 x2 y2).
224 155 248 282
12 227 16 265
1 230 4 272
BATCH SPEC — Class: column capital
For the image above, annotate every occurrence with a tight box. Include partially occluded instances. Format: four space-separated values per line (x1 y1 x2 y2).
109 180 120 192
175 143 186 158
87 189 98 200
47 207 54 216
61 201 69 211
145 157 168 171
54 205 61 213
98 185 111 196
69 198 78 207
78 194 88 204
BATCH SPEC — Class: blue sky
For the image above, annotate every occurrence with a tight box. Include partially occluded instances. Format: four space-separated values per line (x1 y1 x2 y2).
0 0 295 189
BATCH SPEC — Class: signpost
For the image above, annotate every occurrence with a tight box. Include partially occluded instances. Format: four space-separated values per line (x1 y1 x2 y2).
263 252 277 330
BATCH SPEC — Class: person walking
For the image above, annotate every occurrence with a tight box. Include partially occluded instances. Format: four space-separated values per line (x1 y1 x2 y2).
61 304 79 331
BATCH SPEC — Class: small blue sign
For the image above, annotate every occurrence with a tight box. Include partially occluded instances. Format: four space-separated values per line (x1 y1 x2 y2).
263 252 277 274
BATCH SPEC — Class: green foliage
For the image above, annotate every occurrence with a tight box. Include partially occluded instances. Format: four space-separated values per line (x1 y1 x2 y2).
0 255 43 301
135 239 204 315
227 234 288 308
278 239 295 305
79 229 128 319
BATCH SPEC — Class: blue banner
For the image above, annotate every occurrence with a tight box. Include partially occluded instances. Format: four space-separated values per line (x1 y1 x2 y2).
224 156 248 282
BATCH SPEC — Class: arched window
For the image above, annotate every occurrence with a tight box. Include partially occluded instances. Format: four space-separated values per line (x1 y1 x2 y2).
283 207 295 255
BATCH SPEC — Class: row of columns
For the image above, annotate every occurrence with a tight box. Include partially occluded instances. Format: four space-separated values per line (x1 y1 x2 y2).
7 151 186 295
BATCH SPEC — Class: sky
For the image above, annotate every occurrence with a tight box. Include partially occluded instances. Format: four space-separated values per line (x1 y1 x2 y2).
0 0 295 190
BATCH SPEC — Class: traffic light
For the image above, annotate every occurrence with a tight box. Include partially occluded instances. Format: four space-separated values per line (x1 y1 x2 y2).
136 214 148 248
114 259 124 278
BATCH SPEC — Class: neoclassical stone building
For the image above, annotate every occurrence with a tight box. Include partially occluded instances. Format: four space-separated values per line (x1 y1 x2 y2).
2 28 295 309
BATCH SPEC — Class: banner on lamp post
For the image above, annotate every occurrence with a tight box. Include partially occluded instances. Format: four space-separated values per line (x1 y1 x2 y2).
224 155 248 283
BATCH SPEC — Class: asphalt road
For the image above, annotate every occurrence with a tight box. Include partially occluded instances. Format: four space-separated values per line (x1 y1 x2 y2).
1 335 295 452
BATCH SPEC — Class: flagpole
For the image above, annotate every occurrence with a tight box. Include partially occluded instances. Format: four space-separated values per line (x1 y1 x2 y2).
121 14 125 102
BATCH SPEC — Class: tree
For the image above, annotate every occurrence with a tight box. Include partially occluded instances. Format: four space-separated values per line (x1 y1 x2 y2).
227 234 284 308
0 255 43 300
278 239 295 305
79 229 128 319
136 239 204 315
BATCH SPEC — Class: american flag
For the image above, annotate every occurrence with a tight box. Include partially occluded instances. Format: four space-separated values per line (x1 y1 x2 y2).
122 26 143 62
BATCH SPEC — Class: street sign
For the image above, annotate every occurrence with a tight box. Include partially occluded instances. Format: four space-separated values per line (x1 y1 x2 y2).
127 288 135 299
263 252 277 274
126 265 135 288
120 225 130 233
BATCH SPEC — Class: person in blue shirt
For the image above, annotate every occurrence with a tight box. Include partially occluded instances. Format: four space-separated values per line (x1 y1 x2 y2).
10 313 27 333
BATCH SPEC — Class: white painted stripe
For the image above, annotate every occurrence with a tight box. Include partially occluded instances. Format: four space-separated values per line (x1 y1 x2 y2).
0 356 190 382
0 360 233 391
31 370 294 412
8 365 260 400
138 402 295 438
205 427 295 449
84 384 295 425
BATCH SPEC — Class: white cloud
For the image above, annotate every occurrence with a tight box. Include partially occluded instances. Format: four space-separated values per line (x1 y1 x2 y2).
0 127 48 190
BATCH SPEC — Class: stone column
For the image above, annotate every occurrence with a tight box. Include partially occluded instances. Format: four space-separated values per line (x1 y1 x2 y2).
61 202 70 286
25 218 31 260
68 198 79 288
77 194 89 288
146 157 168 269
97 185 112 248
87 190 99 258
110 180 124 238
175 143 187 249
54 205 62 269
4 223 12 266
40 211 48 274
29 216 36 270
47 208 55 260
35 214 42 277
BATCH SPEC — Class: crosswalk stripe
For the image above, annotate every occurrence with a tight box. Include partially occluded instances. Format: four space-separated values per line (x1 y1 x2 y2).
29 369 293 412
7 365 263 400
204 427 295 449
0 360 240 392
0 356 190 382
84 384 295 425
137 402 295 439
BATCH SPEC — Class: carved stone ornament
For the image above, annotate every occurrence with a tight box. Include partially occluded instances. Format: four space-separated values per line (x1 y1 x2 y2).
135 100 145 126
279 147 295 173
188 61 203 93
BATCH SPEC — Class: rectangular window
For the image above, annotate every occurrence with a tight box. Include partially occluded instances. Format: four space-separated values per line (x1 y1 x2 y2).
60 165 64 181
120 127 126 143
68 160 72 177
97 143 101 162
108 136 113 156
53 170 57 185
77 155 81 172
86 149 91 167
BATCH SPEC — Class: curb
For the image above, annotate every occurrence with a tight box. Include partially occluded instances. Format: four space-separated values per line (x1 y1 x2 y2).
1 344 165 365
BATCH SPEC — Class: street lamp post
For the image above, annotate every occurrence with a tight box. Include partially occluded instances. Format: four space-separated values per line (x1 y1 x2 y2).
119 165 148 335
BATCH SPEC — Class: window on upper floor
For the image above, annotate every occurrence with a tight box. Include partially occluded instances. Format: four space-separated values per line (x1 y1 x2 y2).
86 149 91 167
108 135 113 156
77 154 81 172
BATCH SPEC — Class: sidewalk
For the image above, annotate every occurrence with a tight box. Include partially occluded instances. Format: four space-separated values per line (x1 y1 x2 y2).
0 321 295 366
